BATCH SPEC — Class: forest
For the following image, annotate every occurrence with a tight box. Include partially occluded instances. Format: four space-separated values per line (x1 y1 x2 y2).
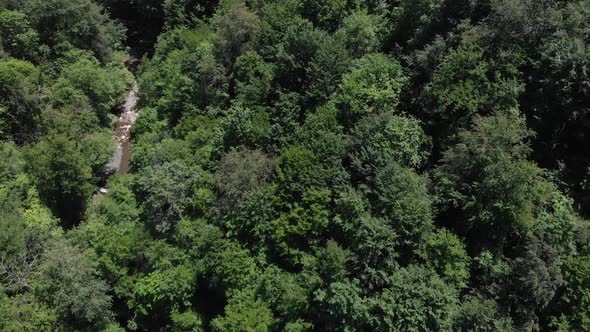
1 0 590 331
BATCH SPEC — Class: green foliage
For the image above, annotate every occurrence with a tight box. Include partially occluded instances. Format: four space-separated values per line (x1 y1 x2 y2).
524 1 590 204
296 103 347 181
435 110 580 248
211 292 274 332
0 142 24 184
276 146 328 201
3 0 590 331
274 21 349 100
216 147 274 208
435 110 583 329
369 265 459 331
135 161 211 235
266 93 301 148
420 229 470 288
171 309 204 332
348 215 399 290
234 51 275 106
222 184 277 252
50 50 132 124
550 254 590 331
423 35 523 137
270 189 332 266
25 133 94 225
256 0 305 48
256 265 309 328
435 110 535 231
33 241 113 329
138 27 225 120
305 31 351 104
349 112 430 179
0 58 40 141
0 292 57 332
338 10 388 58
207 241 258 292
130 265 195 320
302 0 349 31
374 163 433 259
314 240 350 284
16 0 125 61
214 2 261 68
337 53 407 120
163 0 217 27
217 105 271 152
0 203 26 259
0 10 40 61
313 279 369 331
453 295 515 332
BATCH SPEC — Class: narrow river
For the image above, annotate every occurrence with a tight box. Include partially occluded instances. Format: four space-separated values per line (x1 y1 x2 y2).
106 81 139 175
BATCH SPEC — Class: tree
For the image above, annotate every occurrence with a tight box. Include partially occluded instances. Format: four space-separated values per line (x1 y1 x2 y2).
50 50 132 125
422 34 523 140
337 53 407 122
214 2 261 68
302 0 349 31
15 0 125 61
369 265 459 331
256 0 305 49
312 279 370 331
338 10 388 58
25 133 94 227
0 291 58 332
390 0 478 50
434 110 583 329
551 253 590 331
434 110 580 252
0 200 26 261
522 1 590 212
296 103 348 185
211 292 274 332
0 10 40 61
420 229 470 288
505 239 562 330
255 265 309 329
305 31 351 105
216 147 274 208
268 92 303 148
276 146 327 201
130 265 195 327
216 105 271 153
349 112 430 180
271 21 351 105
374 163 434 260
206 241 259 292
171 309 204 332
348 215 399 291
0 142 25 185
221 184 277 253
163 0 217 27
453 294 515 332
270 189 332 267
135 161 207 235
33 241 113 330
137 27 221 120
233 51 275 106
0 58 41 142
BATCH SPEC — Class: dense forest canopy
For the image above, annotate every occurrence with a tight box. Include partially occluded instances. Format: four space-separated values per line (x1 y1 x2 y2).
1 0 590 331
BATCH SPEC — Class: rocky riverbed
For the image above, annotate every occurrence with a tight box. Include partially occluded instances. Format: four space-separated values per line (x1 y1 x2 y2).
106 81 139 175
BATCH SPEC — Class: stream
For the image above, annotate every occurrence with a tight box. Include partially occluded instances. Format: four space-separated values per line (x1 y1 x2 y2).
106 81 139 175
